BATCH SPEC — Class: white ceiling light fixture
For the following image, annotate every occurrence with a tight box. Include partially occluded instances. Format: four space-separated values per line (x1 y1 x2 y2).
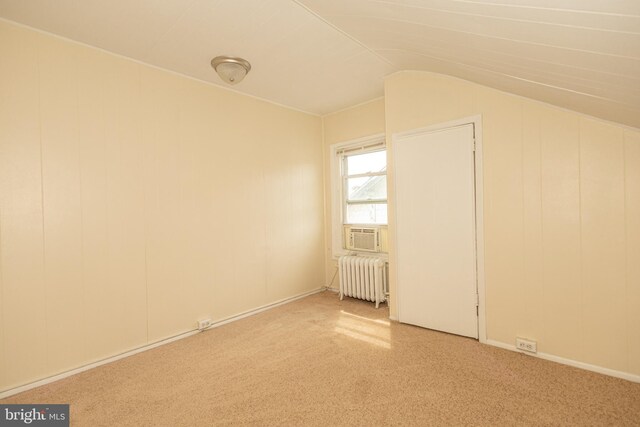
210 56 251 85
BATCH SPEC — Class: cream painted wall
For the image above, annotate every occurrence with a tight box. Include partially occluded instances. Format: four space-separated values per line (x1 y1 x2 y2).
0 21 324 392
321 99 385 290
385 71 640 376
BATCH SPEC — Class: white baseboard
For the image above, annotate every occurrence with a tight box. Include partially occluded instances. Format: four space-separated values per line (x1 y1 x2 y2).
324 286 339 293
201 287 324 330
0 287 324 399
485 339 640 383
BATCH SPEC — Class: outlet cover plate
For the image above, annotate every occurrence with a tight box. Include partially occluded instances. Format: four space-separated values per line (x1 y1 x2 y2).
198 319 212 330
516 337 537 353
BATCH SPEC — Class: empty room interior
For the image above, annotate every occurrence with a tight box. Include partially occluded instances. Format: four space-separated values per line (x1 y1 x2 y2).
1 0 640 425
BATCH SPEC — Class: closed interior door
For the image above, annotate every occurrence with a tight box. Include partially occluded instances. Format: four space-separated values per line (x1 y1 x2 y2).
394 124 478 338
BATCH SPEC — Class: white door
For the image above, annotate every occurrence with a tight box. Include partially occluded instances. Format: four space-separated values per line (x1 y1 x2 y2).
394 124 478 338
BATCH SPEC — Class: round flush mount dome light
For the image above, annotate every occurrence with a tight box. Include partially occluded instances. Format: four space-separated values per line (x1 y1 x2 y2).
210 56 251 85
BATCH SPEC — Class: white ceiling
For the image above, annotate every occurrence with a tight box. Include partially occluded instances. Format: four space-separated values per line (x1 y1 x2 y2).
0 0 639 127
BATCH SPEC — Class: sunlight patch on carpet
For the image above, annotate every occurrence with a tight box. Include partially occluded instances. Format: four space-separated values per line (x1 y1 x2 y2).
334 310 391 349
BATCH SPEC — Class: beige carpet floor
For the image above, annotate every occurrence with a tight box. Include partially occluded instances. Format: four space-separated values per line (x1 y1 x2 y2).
3 291 640 426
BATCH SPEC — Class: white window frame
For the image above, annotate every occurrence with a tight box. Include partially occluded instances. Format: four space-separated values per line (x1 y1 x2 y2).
330 134 386 259
342 148 387 226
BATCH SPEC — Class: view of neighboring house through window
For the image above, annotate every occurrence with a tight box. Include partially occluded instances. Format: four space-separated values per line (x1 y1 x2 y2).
343 149 387 224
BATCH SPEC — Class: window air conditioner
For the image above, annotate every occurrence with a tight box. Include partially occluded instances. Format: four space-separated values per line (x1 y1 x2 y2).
346 227 380 252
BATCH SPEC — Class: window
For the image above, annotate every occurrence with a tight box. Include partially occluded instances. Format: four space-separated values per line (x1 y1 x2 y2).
341 148 387 225
330 135 388 257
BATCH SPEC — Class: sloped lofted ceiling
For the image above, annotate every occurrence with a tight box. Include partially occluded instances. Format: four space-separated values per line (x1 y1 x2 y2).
0 0 638 128
298 0 640 127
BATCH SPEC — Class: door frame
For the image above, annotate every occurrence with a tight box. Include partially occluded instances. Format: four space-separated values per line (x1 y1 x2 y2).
391 115 486 343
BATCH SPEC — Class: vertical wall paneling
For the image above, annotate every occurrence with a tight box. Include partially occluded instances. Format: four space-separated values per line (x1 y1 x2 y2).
0 25 48 389
473 86 524 345
178 80 216 329
141 67 186 342
104 57 148 350
292 119 324 297
265 107 300 303
38 35 85 373
580 119 627 371
520 103 544 340
77 49 113 361
224 95 268 313
625 130 640 375
264 140 295 302
289 131 306 300
207 112 237 321
539 109 582 361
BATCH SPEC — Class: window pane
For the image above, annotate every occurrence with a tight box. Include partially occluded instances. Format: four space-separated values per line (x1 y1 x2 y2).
346 203 387 224
346 150 386 175
347 176 387 201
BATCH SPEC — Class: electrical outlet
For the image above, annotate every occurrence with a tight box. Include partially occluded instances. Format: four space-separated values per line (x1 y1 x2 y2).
197 319 212 330
516 337 537 353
